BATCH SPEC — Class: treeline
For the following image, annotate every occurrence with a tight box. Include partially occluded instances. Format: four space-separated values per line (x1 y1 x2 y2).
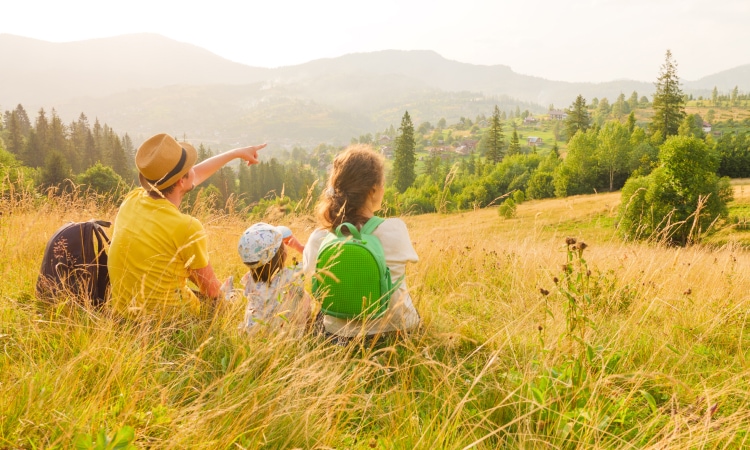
383 110 750 217
2 104 134 189
2 50 749 223
0 104 326 213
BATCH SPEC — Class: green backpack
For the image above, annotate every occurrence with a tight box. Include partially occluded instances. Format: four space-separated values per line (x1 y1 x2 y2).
313 217 400 319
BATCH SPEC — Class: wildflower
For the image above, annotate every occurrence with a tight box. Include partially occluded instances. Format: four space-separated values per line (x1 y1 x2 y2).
539 288 549 296
565 237 577 245
579 241 588 250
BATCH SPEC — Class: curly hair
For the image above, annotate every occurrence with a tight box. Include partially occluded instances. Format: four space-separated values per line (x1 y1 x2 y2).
315 144 385 231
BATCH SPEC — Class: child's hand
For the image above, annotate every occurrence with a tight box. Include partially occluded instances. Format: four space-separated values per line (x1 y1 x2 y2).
283 235 305 254
221 276 236 302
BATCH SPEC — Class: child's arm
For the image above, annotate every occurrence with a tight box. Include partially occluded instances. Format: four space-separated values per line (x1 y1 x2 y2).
283 235 305 254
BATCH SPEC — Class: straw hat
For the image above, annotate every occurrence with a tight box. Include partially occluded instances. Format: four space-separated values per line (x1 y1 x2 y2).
135 133 198 191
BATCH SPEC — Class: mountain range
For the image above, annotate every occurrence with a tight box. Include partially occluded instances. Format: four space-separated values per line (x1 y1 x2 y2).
1 33 748 148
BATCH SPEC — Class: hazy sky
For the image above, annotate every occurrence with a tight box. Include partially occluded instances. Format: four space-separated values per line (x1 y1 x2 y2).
3 0 749 83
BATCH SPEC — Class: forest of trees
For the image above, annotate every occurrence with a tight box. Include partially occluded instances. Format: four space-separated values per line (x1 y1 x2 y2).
0 105 326 213
0 51 749 237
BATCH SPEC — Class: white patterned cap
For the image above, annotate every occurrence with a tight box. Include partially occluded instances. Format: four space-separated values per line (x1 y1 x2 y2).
238 223 292 268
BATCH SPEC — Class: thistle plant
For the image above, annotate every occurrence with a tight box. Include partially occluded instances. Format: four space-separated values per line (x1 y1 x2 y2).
556 237 592 359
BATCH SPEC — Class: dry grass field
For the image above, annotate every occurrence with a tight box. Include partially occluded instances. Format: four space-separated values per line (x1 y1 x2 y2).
3 185 750 448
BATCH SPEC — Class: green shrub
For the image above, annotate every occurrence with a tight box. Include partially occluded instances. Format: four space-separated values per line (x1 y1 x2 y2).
618 136 733 245
497 197 516 219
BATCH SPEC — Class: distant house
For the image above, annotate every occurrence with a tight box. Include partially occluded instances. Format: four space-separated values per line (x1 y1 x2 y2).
523 116 538 125
379 135 392 144
461 139 478 151
549 110 567 120
380 146 393 159
703 122 712 133
455 145 470 155
528 137 543 146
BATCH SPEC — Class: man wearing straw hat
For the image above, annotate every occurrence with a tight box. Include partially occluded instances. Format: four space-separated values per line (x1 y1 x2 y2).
108 133 266 318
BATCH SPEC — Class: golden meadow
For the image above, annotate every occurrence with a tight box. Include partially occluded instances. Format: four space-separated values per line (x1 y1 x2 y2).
3 183 750 449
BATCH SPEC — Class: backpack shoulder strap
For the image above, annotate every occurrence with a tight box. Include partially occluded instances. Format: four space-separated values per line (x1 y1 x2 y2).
335 222 361 240
91 220 111 245
361 216 384 235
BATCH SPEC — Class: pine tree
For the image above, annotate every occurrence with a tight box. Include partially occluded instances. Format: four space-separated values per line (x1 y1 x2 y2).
392 111 416 192
13 104 31 135
628 91 639 111
24 108 49 167
197 143 212 162
507 123 521 156
110 133 131 180
121 133 135 182
70 113 95 173
89 119 104 168
651 49 685 142
48 108 70 157
627 111 637 134
565 95 590 140
484 105 505 164
41 150 72 189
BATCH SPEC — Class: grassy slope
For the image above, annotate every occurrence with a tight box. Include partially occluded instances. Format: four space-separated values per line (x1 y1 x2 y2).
3 187 750 448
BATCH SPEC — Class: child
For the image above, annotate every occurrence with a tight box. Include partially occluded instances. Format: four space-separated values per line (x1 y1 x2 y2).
236 222 310 332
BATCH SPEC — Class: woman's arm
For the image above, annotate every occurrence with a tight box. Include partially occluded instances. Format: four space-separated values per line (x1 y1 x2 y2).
193 143 266 186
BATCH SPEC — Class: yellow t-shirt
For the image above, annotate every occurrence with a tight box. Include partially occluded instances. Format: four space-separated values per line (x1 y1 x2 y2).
108 188 209 318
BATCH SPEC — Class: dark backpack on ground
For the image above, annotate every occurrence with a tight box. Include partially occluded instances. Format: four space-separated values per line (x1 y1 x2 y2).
312 217 401 319
36 220 111 306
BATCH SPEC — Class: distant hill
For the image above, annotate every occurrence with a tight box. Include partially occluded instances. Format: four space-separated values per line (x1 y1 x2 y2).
684 64 750 93
1 33 748 147
0 33 269 106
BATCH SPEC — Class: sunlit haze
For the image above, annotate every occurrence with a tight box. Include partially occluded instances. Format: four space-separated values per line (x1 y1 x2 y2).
3 0 749 83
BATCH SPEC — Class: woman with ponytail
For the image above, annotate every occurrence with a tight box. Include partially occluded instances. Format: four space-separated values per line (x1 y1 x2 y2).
302 144 420 341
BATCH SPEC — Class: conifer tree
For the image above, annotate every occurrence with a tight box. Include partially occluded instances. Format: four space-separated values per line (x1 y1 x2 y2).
628 91 639 110
393 111 416 192
89 119 104 168
650 50 685 142
24 108 49 167
238 163 252 203
48 110 66 150
7 111 25 157
70 113 95 173
41 150 71 189
627 111 637 134
110 133 131 180
565 95 590 141
484 105 505 164
507 122 521 156
13 104 31 135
